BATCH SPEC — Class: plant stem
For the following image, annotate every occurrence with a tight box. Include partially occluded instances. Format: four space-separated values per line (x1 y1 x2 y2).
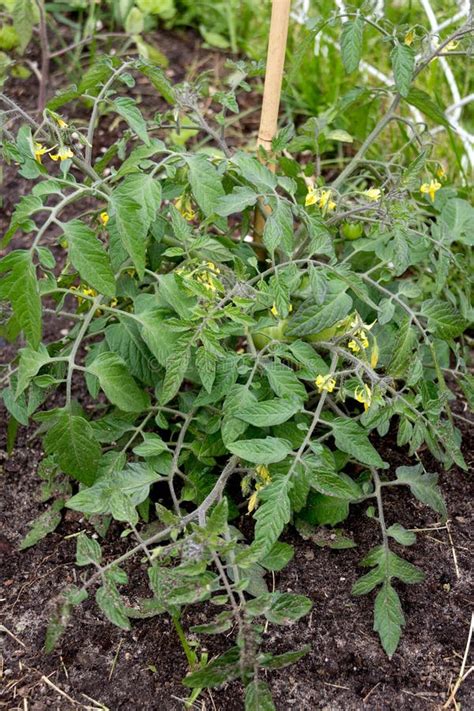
172 614 197 668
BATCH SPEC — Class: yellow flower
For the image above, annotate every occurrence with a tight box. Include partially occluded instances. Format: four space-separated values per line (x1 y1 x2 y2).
33 142 49 163
71 285 98 306
315 374 337 394
328 200 336 212
318 189 332 210
247 490 259 514
370 338 379 368
305 187 318 207
436 165 446 180
109 298 118 308
56 116 68 129
50 146 74 161
364 187 382 202
445 40 459 51
175 195 196 221
404 30 415 46
99 211 109 226
348 327 369 353
354 384 372 411
271 303 279 317
255 464 271 484
420 180 442 202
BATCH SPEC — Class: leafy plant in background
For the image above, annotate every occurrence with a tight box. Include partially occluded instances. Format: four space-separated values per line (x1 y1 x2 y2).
0 10 472 710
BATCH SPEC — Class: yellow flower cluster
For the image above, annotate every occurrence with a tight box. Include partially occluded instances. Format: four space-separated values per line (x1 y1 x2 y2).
99 211 109 226
363 187 382 202
70 284 98 305
305 186 336 212
33 142 73 164
175 195 196 221
420 180 441 202
246 465 271 513
176 261 221 294
315 374 336 393
354 383 372 411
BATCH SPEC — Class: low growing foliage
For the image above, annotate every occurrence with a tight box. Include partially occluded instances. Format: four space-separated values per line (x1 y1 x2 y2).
0 14 472 708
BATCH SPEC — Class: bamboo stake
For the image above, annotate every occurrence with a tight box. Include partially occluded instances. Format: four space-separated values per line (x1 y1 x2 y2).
253 0 291 244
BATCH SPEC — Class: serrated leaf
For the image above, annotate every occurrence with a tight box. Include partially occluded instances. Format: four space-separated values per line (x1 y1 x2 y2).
111 174 161 277
228 437 292 464
420 299 466 339
44 411 101 485
137 60 176 104
263 199 294 255
264 593 312 625
183 647 240 688
64 220 116 297
113 97 150 145
236 398 301 428
215 186 259 216
133 433 169 457
405 88 450 128
186 154 225 217
395 464 447 516
96 584 131 630
286 292 352 337
245 680 275 711
374 582 404 658
391 43 415 97
387 523 416 546
309 467 363 501
76 533 102 566
259 645 310 670
13 0 36 53
253 475 292 553
196 347 216 393
340 17 364 74
0 250 41 347
16 344 50 397
260 542 294 571
87 352 150 412
331 418 388 468
160 342 191 404
19 499 64 550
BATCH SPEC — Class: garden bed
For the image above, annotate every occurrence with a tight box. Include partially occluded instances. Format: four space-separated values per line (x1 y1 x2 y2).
0 392 472 710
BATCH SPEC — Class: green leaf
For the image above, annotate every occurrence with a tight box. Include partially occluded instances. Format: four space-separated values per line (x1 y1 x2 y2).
133 433 169 457
340 17 364 74
13 0 36 53
420 299 466 339
253 475 292 553
44 411 101 485
259 646 310 670
387 523 416 546
196 347 216 393
136 60 176 104
64 220 116 297
19 499 64 550
76 533 102 566
309 467 363 501
263 199 294 255
265 593 312 625
331 418 388 468
16 344 50 397
245 680 276 711
352 566 385 596
160 342 191 404
113 97 150 145
96 584 131 631
374 582 405 658
87 352 151 412
387 320 417 378
405 88 450 128
227 437 292 464
111 174 161 277
391 44 415 97
395 464 447 516
260 542 294 571
0 250 41 347
215 186 259 216
236 398 301 428
183 648 241 688
302 492 349 526
186 154 225 217
264 363 306 402
286 292 352 337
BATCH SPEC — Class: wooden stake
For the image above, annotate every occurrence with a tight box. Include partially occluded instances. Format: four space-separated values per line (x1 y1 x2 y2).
254 0 291 243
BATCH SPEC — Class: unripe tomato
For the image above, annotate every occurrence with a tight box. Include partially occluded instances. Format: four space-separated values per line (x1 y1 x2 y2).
341 221 364 240
251 320 288 349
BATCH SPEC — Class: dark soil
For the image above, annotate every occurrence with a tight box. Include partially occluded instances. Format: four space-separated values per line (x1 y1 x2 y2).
1 23 473 711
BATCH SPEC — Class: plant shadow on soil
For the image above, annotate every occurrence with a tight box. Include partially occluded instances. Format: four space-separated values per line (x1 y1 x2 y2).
1 25 473 711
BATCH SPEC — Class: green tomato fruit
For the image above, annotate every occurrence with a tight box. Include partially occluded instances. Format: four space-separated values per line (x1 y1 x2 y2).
341 221 364 240
251 320 288 349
